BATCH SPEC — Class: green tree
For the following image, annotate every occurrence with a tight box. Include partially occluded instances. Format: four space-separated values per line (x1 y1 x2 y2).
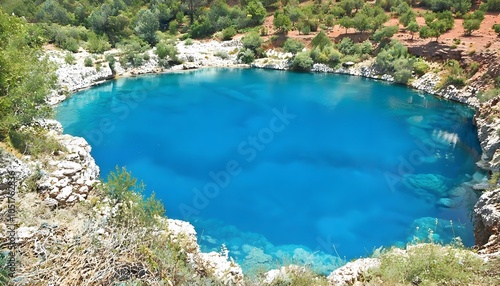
242 31 263 51
407 21 419 40
462 10 485 36
283 38 305 54
292 51 314 71
372 25 399 42
337 16 354 34
0 11 56 144
399 9 416 27
245 0 266 25
311 30 332 49
452 0 472 15
135 9 159 45
420 11 454 41
273 10 292 34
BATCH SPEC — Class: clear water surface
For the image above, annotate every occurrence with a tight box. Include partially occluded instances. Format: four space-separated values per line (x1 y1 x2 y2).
56 68 483 274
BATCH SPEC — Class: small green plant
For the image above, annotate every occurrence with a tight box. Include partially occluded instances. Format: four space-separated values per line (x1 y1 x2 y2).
64 52 76 64
104 166 165 228
184 38 193 45
467 61 480 77
495 76 500 88
222 26 236 41
238 48 255 64
413 60 430 76
214 50 229 59
489 172 500 189
84 57 93 67
478 88 500 102
369 243 487 285
283 38 305 54
0 252 10 284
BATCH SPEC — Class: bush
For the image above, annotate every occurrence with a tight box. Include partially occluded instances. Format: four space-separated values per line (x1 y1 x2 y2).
242 31 263 51
84 57 93 67
495 76 500 88
413 60 430 76
87 32 111 53
292 51 314 71
369 243 487 285
311 30 332 49
64 52 76 64
493 24 500 36
372 25 399 43
478 88 500 102
221 26 236 40
467 61 480 77
105 166 165 228
9 128 64 157
155 42 178 61
168 20 179 35
336 37 355 55
283 38 305 54
214 50 229 59
238 48 255 64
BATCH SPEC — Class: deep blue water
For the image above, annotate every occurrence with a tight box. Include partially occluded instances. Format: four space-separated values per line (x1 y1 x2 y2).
56 68 483 274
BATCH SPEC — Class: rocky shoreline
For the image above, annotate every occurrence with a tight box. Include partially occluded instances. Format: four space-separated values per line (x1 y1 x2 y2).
3 38 499 284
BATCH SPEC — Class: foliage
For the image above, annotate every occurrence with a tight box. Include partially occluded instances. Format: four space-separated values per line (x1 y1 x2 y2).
478 88 500 102
238 48 255 64
155 41 178 61
273 10 292 34
87 32 111 53
406 21 419 40
467 61 480 77
419 11 454 41
492 24 500 36
64 52 76 64
372 25 399 42
135 9 159 45
84 57 93 67
413 60 430 76
221 26 236 40
485 0 500 11
9 128 63 157
311 30 332 49
369 243 488 285
0 252 9 284
292 51 314 71
375 40 415 83
105 166 165 228
242 31 263 52
463 10 485 36
283 38 305 54
439 59 466 88
245 0 266 26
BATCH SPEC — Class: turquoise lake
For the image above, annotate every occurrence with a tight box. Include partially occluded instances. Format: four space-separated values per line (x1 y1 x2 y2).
56 68 483 274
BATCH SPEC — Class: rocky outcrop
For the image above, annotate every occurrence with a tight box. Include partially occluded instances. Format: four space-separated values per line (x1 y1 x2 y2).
327 258 380 286
475 99 500 171
0 149 32 198
166 219 244 285
37 121 99 207
474 189 500 254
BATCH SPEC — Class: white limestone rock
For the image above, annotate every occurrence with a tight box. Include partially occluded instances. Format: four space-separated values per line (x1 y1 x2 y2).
327 258 380 286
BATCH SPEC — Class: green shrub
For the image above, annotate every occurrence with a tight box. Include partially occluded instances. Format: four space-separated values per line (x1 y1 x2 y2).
9 128 64 157
238 48 255 64
222 26 236 40
311 30 332 49
283 38 305 54
495 76 500 88
369 243 486 285
292 51 314 71
87 32 111 53
185 38 194 45
467 62 480 77
169 20 179 35
84 57 93 67
104 166 165 228
155 42 178 61
214 50 229 59
372 25 399 43
413 60 430 76
478 88 500 102
64 52 76 64
493 24 500 36
242 31 263 51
